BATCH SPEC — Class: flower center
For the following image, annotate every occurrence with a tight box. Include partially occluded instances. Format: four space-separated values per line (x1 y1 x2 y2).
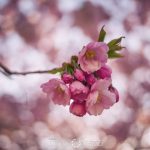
97 92 102 102
55 85 65 95
85 50 96 59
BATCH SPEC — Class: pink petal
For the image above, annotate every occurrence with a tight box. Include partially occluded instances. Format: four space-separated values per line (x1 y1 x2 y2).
69 81 89 102
91 79 111 92
96 65 112 79
41 79 70 106
70 101 86 117
87 103 104 116
109 86 119 102
86 73 96 85
61 73 74 84
74 69 85 81
86 91 104 116
101 91 116 109
78 42 109 73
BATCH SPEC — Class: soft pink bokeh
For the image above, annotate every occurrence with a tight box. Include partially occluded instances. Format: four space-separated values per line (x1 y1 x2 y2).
0 0 150 149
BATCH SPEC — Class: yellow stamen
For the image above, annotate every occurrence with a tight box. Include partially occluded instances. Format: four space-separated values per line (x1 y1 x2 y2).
85 50 96 59
97 93 102 102
55 85 64 95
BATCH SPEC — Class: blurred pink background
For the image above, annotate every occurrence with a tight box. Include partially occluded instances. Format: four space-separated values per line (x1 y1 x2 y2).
0 0 150 150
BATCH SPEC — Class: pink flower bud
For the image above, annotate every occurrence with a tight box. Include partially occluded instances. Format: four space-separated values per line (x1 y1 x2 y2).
86 74 96 85
96 65 112 79
69 81 89 102
109 86 119 102
61 73 74 84
74 69 85 82
70 101 86 117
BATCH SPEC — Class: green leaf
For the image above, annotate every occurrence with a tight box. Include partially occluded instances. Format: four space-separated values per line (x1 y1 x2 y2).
109 45 125 51
71 56 78 62
67 67 74 74
107 36 125 48
71 55 78 66
108 51 124 58
48 67 64 74
107 36 125 59
98 25 106 42
62 63 74 74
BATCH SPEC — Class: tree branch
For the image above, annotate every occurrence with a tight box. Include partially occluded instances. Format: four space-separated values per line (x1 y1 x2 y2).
0 62 62 76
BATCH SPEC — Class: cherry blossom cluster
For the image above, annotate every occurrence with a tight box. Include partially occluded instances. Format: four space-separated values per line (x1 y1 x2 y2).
41 27 124 117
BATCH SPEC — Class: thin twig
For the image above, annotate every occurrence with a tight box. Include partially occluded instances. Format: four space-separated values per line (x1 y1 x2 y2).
0 62 57 76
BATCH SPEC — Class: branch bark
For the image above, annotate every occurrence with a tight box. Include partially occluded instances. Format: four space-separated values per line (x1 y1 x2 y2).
0 62 57 76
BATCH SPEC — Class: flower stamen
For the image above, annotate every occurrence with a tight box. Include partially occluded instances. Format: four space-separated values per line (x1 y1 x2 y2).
97 93 102 102
55 85 65 95
85 50 96 59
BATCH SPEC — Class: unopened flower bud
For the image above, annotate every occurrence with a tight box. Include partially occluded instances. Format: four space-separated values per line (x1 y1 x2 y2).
61 73 74 84
96 65 112 79
74 69 85 82
86 74 96 85
109 86 119 102
70 101 86 117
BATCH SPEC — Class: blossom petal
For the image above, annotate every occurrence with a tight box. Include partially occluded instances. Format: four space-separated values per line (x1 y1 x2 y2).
91 79 111 91
101 91 116 109
69 81 89 102
41 79 70 106
78 42 109 73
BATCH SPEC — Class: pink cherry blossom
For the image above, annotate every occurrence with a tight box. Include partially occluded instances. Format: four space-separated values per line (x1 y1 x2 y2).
74 69 85 82
69 101 86 117
61 73 74 84
96 65 112 79
69 81 89 102
86 79 116 116
109 86 119 102
78 42 109 73
86 73 96 85
41 79 70 106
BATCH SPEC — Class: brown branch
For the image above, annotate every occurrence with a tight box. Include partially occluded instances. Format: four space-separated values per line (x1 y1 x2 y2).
0 62 61 76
